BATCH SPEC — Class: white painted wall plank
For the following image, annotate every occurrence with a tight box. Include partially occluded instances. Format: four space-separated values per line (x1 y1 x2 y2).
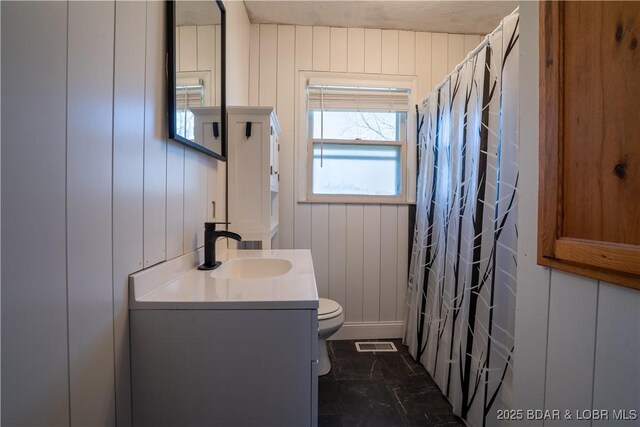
381 30 399 75
1 2 70 423
415 32 433 98
179 25 197 72
396 205 409 321
592 282 640 427
512 5 551 421
66 2 115 423
277 25 296 248
112 2 146 424
312 26 330 71
464 34 482 56
249 23 260 105
214 25 221 105
183 149 200 252
364 29 382 74
447 34 465 71
379 205 398 321
293 26 313 250
347 28 365 73
143 0 168 267
259 24 278 107
197 153 208 248
363 205 381 321
329 204 347 309
175 26 181 72
330 27 348 72
398 31 415 75
166 141 185 259
311 204 330 298
197 25 215 71
431 33 449 88
345 205 365 322
544 270 598 427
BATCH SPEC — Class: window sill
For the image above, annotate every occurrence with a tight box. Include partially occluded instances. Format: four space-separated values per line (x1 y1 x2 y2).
298 196 415 206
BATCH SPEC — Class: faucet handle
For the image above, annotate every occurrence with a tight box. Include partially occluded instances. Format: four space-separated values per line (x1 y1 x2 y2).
204 221 230 231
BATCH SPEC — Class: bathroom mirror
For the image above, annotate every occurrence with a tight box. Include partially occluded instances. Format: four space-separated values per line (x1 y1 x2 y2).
167 0 226 160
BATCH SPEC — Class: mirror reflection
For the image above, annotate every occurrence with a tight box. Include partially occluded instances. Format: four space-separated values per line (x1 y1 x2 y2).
172 0 224 157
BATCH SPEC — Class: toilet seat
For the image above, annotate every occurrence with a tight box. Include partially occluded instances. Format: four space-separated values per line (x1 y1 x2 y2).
318 298 343 320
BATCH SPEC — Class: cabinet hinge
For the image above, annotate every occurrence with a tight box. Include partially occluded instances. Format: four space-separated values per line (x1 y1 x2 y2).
270 126 273 135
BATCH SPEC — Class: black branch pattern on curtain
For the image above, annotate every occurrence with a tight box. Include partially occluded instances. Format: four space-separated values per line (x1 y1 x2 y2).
482 18 519 425
459 44 494 420
416 90 442 359
446 56 477 398
407 12 518 427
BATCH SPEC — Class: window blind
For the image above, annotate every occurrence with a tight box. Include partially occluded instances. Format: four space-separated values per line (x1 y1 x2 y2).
176 78 205 109
307 83 410 112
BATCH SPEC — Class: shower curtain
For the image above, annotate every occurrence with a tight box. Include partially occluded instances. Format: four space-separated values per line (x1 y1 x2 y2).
404 12 519 427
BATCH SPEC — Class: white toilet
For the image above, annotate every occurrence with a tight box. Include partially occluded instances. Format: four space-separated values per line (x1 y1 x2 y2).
317 298 345 376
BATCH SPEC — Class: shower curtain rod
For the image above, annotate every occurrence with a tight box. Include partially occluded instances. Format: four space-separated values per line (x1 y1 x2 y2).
421 6 519 105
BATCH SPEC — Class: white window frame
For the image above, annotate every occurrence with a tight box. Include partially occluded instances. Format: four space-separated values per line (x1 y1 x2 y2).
297 71 418 204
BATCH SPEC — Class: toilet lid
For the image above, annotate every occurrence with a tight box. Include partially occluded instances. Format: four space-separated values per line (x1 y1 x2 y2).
318 298 341 317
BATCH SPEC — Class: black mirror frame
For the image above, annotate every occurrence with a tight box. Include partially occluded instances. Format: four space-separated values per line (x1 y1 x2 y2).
166 0 227 161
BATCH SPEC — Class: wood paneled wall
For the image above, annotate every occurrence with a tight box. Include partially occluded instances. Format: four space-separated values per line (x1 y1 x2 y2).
513 3 640 425
1 1 228 425
248 23 483 332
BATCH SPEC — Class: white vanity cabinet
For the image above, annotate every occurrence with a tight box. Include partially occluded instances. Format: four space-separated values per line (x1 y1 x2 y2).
227 106 280 249
129 249 319 427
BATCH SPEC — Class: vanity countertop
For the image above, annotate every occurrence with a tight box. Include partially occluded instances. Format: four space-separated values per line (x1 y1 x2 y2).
129 249 319 310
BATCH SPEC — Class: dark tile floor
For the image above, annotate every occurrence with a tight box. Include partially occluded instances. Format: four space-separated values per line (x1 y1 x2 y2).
318 339 465 427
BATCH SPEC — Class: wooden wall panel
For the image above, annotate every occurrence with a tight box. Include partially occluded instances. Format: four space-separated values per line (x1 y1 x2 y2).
396 205 409 320
329 205 347 308
363 205 382 321
66 1 116 423
592 282 640 425
347 28 365 73
249 24 260 105
431 33 449 88
179 25 197 71
112 2 147 424
346 205 365 322
1 2 70 424
143 0 168 267
293 26 313 250
512 5 552 420
415 32 433 100
381 30 399 74
259 24 277 107
447 34 465 70
380 206 398 321
197 25 215 71
311 204 330 298
544 270 598 427
364 29 382 73
330 27 348 72
398 31 415 75
167 141 185 259
183 149 201 252
312 26 330 71
277 25 296 248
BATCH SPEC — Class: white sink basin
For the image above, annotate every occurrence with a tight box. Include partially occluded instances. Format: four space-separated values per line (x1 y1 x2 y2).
129 249 318 310
213 257 292 279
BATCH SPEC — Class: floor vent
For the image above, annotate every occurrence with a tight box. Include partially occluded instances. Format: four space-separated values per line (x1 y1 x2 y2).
355 342 398 352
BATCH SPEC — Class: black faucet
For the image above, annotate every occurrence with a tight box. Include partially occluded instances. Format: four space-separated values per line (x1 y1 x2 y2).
198 222 242 270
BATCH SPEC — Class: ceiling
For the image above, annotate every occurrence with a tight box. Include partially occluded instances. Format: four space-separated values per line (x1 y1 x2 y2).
176 1 221 26
243 1 517 35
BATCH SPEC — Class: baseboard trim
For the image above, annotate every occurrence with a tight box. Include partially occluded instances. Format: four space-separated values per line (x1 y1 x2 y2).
329 321 405 340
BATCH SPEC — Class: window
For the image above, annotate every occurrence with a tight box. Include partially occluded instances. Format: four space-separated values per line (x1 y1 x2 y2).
175 78 205 140
300 73 417 203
